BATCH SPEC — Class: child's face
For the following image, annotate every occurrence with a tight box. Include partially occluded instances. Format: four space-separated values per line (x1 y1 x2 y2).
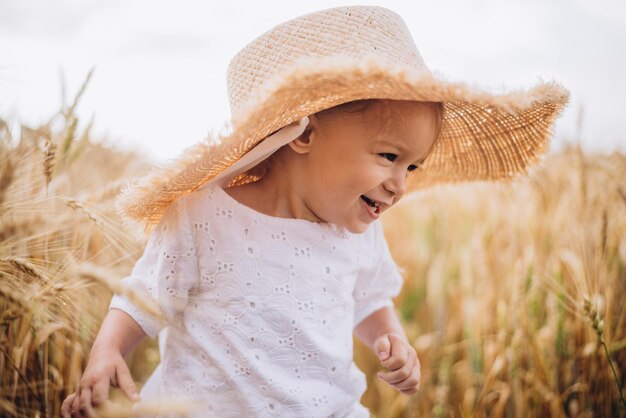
293 99 439 234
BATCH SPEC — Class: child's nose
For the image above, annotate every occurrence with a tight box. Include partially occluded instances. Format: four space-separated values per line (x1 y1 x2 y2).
383 169 408 201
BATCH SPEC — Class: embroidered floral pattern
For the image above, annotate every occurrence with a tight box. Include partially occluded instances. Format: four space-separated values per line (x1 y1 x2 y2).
110 183 403 417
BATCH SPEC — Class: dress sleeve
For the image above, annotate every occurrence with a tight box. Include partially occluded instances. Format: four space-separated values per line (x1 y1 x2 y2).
109 196 199 338
352 220 405 329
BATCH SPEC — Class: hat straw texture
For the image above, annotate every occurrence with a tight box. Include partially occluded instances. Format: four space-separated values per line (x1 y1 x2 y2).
116 5 569 231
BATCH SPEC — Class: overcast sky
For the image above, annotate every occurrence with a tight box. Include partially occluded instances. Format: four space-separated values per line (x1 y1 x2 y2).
1 0 625 164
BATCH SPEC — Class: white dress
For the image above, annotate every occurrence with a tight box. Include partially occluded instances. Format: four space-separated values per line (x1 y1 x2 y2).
109 182 404 418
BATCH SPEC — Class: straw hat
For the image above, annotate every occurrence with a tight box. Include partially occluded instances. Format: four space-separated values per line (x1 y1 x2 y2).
116 5 569 231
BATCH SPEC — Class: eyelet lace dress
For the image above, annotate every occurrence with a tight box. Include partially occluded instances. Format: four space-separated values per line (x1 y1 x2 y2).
109 183 404 418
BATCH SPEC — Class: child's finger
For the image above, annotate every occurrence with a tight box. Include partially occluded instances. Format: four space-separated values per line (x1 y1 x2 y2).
115 361 140 402
79 388 96 418
61 393 76 418
377 351 416 384
91 378 111 406
394 366 421 391
399 385 420 396
71 391 82 417
373 334 391 362
380 338 409 370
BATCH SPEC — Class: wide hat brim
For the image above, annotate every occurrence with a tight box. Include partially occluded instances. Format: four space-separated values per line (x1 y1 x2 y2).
116 56 569 232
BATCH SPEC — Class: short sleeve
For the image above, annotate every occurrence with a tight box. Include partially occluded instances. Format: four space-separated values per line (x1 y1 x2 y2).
352 220 404 329
109 196 199 338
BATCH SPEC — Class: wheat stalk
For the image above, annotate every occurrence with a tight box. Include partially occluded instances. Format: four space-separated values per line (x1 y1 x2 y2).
0 154 15 206
0 278 29 310
0 256 51 284
77 179 126 204
583 296 626 409
74 261 163 323
63 198 104 228
41 136 56 188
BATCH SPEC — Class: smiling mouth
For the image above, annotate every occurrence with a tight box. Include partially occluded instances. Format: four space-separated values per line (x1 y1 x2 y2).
361 195 381 214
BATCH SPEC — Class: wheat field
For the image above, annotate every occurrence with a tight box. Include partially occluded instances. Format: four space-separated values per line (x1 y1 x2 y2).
1 78 625 417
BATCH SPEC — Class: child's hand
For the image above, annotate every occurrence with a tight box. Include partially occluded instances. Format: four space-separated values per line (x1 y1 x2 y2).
374 332 421 395
61 345 140 417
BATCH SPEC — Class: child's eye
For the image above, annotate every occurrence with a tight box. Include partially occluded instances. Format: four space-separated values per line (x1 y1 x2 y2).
380 153 397 162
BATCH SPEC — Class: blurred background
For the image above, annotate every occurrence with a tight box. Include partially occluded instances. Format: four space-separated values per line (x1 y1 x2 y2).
1 0 625 162
1 1 625 417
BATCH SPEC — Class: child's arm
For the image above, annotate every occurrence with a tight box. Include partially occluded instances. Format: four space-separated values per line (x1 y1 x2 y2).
61 308 146 417
353 306 421 395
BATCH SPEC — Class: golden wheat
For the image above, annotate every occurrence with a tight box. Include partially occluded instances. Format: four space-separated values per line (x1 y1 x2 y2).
1 73 624 416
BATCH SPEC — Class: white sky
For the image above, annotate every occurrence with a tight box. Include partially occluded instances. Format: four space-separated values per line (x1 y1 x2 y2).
1 0 625 164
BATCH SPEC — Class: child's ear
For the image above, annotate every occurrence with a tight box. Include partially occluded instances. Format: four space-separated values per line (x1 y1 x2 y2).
288 114 319 155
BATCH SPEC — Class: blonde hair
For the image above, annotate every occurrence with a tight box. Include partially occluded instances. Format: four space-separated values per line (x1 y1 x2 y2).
244 99 445 180
319 99 445 149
